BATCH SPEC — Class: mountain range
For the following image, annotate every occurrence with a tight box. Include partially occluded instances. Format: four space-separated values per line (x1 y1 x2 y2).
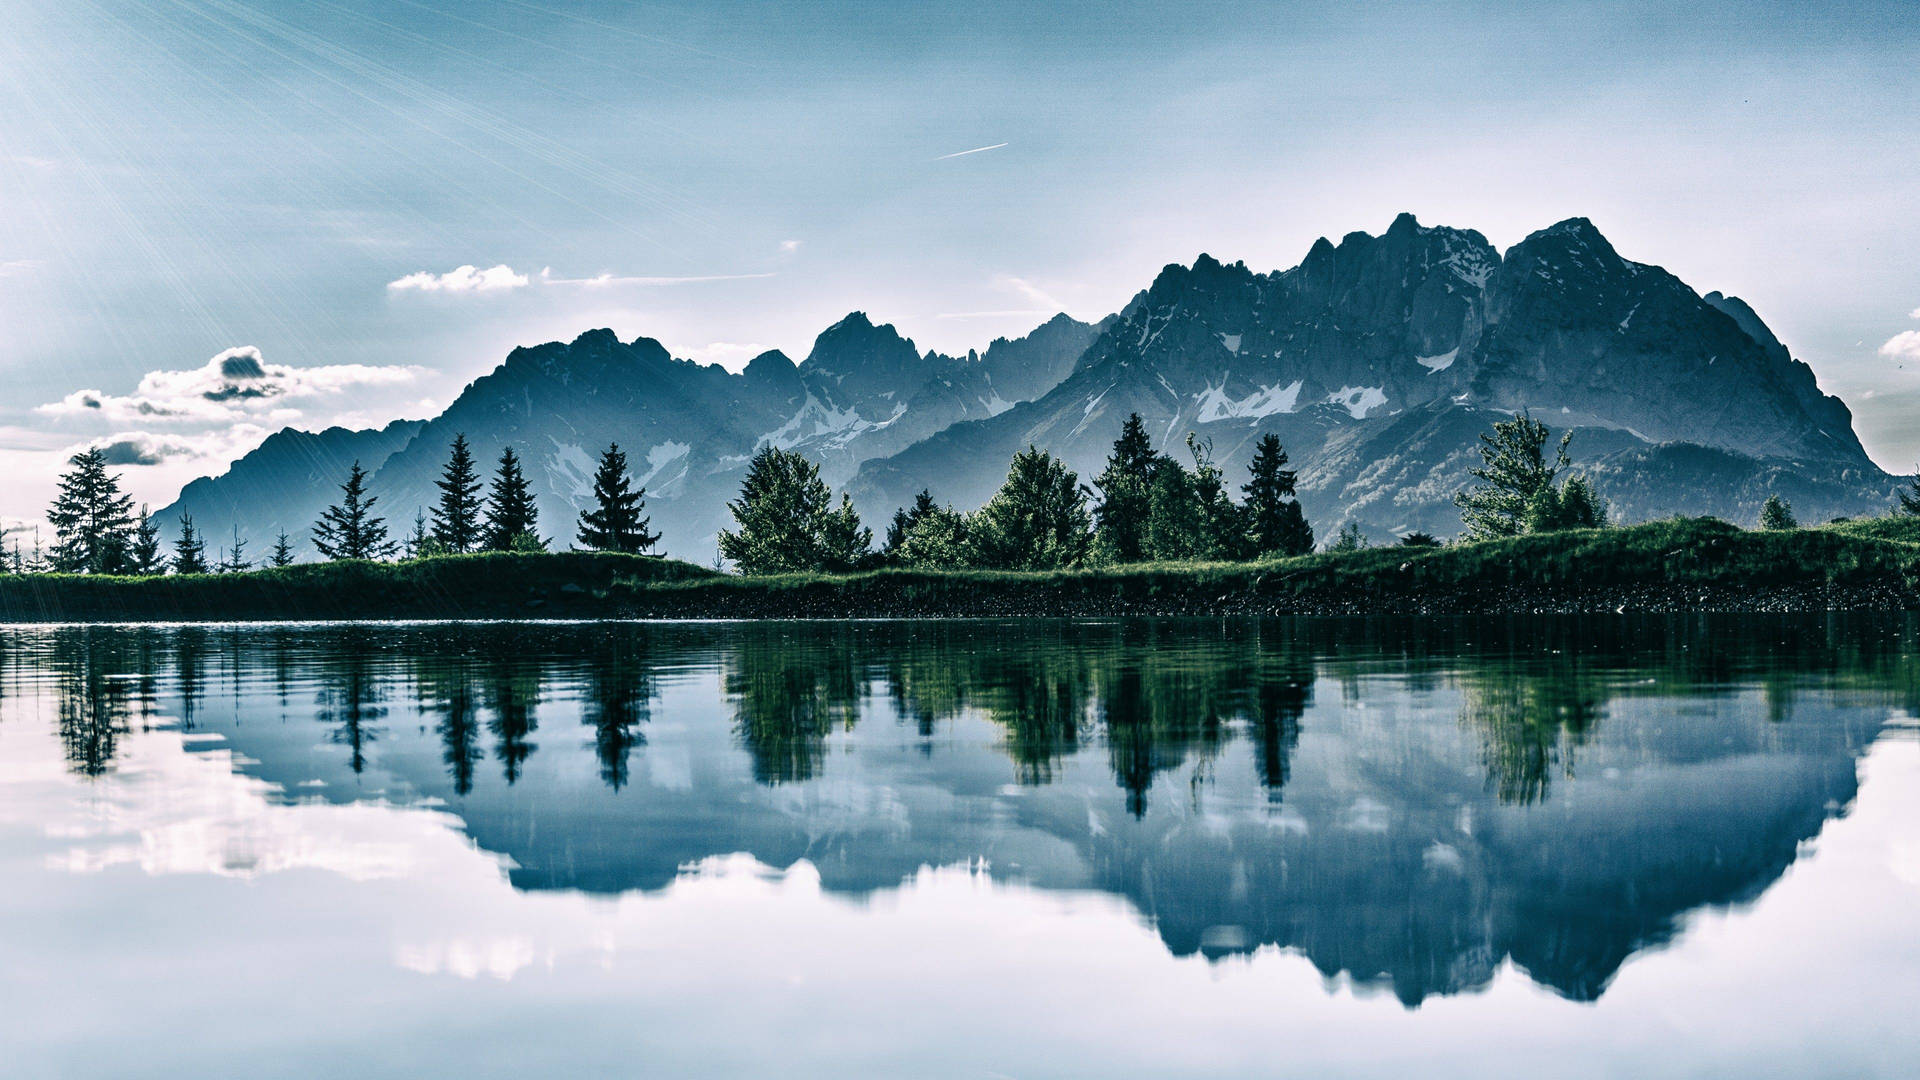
160 214 1899 561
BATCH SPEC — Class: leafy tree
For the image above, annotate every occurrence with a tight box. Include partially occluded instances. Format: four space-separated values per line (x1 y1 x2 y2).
1455 413 1607 539
126 507 166 575
172 515 209 574
1186 434 1243 560
1144 456 1203 560
312 461 395 561
966 446 1091 570
1329 522 1370 552
718 446 870 574
1759 493 1798 530
431 434 485 553
216 526 252 574
268 531 296 568
895 501 973 569
576 443 660 553
483 447 544 551
1399 531 1443 548
1243 433 1313 556
1091 413 1159 563
883 490 940 559
1898 467 1920 516
47 447 135 574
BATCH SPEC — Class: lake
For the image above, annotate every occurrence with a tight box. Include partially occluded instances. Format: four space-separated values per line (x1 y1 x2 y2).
2 616 1917 1078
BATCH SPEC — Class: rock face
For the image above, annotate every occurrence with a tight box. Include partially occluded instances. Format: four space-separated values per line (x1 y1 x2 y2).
852 214 1891 541
161 214 1895 560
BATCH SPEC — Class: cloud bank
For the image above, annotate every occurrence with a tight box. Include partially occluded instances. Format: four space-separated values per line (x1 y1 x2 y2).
37 347 419 425
387 264 529 292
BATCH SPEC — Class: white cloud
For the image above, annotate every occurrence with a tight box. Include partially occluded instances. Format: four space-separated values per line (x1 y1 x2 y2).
934 142 1008 160
779 239 802 253
0 259 39 277
538 269 775 287
37 347 420 425
1881 331 1920 362
1910 307 1920 320
994 274 1068 312
387 264 529 293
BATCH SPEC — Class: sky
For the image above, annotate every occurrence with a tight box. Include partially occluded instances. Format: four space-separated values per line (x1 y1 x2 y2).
1 0 1917 533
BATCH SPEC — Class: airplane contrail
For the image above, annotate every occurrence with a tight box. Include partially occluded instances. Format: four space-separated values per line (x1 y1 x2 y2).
934 142 1009 160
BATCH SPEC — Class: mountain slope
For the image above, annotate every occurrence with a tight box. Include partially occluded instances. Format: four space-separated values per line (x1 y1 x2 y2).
851 215 1891 539
157 420 425 559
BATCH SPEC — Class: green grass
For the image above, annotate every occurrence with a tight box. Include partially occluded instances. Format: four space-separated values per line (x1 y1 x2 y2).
0 550 712 622
6 517 1920 622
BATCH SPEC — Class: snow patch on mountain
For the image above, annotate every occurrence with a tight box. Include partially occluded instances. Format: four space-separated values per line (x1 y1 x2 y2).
1194 380 1304 422
1218 332 1242 354
1415 348 1459 373
1329 386 1388 418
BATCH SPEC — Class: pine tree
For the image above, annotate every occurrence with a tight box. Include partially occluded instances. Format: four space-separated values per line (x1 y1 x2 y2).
405 509 429 559
431 434 485 553
966 446 1091 570
172 515 209 574
1186 434 1244 560
127 506 166 575
1091 413 1159 563
268 531 296 568
483 447 544 551
819 492 873 572
1760 493 1798 530
217 525 252 573
576 443 660 554
1243 434 1312 556
46 447 136 574
312 461 394 560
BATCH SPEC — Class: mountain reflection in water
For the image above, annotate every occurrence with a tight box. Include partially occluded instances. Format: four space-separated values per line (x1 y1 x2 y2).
9 616 1908 1006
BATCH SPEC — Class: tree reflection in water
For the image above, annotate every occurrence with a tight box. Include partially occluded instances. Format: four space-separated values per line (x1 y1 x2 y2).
9 614 1913 1004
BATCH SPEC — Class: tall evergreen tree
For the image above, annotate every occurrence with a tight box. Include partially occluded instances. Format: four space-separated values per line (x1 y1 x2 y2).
312 461 394 560
217 525 252 573
268 531 296 568
1242 434 1312 556
1091 413 1159 563
405 509 430 559
47 447 136 574
576 443 660 553
172 515 209 574
1144 456 1203 560
126 506 166 575
431 434 485 553
483 447 544 551
966 446 1091 570
819 493 873 571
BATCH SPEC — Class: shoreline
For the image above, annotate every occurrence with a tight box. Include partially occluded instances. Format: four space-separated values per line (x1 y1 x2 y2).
3 517 1918 623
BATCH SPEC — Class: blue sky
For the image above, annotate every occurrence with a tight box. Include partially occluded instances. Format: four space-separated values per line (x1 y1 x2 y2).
1 0 1917 525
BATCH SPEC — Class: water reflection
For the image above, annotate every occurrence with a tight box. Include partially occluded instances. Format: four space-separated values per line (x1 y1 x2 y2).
4 616 1912 1007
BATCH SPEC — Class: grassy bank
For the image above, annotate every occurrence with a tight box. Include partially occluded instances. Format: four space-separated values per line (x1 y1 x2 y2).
4 517 1919 623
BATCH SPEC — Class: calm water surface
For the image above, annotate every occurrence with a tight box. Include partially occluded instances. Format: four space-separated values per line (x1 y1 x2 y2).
2 617 1917 1078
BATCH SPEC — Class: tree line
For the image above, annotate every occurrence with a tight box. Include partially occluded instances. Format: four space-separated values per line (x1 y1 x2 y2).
13 435 661 575
15 409 1915 576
